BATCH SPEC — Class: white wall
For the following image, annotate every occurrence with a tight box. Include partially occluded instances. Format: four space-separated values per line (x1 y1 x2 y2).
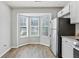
0 2 11 57
11 7 62 47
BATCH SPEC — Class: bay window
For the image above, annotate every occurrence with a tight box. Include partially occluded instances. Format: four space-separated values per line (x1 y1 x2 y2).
18 13 49 38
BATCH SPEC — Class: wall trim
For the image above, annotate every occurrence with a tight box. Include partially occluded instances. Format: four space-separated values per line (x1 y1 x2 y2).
0 48 11 57
18 42 40 47
17 42 50 48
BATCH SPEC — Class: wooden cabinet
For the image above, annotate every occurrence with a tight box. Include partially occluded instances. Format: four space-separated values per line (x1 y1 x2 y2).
57 4 70 17
62 37 73 58
70 2 79 24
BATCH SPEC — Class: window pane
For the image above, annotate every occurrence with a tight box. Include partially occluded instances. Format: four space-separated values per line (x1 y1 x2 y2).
31 27 39 36
20 27 27 36
19 15 28 37
31 32 38 36
42 27 48 36
19 15 28 27
30 16 39 36
31 16 39 26
41 16 49 27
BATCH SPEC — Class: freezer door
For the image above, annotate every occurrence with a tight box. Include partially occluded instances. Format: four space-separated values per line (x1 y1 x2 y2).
51 29 58 56
52 18 58 29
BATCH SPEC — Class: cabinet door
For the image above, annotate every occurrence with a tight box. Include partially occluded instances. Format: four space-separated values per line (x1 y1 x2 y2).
57 11 62 17
62 44 73 58
62 39 73 58
61 4 70 16
57 4 70 17
70 2 79 23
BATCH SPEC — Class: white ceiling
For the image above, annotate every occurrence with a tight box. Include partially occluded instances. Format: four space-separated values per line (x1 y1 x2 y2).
4 1 70 8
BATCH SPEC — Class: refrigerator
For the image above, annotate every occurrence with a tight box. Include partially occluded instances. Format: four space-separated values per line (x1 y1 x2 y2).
51 18 75 58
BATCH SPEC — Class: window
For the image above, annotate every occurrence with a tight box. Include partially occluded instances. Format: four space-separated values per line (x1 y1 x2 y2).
18 13 50 38
41 16 49 36
19 15 28 38
30 16 39 37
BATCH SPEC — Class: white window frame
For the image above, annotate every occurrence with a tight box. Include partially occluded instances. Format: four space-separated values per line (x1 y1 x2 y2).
18 15 28 38
30 16 39 37
17 13 51 38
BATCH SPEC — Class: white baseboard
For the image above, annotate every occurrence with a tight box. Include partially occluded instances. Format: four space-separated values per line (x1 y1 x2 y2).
18 42 40 47
18 42 50 48
0 48 11 57
39 42 50 47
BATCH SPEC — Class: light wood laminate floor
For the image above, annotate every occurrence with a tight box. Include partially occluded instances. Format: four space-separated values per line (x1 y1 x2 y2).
2 44 56 58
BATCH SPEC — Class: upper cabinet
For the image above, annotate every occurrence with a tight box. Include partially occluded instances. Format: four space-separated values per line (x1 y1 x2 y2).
57 1 79 24
57 4 70 17
58 2 79 24
70 2 79 24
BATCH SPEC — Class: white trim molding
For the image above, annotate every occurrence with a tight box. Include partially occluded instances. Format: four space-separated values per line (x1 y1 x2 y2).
0 48 11 57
